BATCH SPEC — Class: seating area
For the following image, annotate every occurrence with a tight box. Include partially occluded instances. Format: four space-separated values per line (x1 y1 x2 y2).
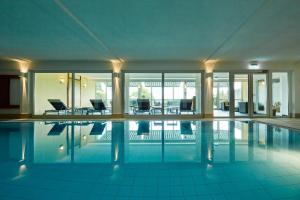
129 98 195 115
44 98 110 115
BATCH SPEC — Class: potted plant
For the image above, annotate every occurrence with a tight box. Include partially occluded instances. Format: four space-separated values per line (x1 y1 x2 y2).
272 102 281 116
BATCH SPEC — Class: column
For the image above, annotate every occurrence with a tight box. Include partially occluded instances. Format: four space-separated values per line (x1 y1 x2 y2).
112 61 123 116
204 72 213 117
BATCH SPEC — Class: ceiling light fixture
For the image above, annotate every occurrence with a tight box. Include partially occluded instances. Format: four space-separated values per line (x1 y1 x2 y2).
249 61 260 70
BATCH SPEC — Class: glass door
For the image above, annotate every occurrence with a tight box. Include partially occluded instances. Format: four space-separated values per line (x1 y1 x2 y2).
213 72 230 117
272 72 289 117
252 73 268 117
233 74 249 117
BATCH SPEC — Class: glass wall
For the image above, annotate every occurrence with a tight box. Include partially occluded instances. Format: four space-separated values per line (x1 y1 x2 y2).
124 73 162 115
164 73 201 115
34 72 112 115
34 73 70 115
213 73 230 117
234 74 249 117
74 73 112 115
253 74 268 116
272 72 289 117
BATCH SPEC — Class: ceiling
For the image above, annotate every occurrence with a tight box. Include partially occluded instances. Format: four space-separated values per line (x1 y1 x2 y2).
1 0 300 63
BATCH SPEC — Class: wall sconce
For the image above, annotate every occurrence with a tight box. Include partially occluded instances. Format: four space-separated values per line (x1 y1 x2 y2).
206 72 213 78
83 83 87 88
19 72 27 79
113 72 120 78
59 78 65 84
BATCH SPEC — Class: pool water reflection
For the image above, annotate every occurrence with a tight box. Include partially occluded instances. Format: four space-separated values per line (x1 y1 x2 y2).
1 120 300 199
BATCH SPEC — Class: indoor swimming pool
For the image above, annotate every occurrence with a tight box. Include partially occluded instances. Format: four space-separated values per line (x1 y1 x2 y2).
1 120 300 199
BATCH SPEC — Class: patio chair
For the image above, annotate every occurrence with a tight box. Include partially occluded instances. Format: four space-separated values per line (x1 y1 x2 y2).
135 99 151 115
88 99 107 115
44 99 70 115
179 99 194 114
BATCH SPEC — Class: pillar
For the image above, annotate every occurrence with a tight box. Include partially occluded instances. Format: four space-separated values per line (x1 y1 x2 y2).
111 60 123 116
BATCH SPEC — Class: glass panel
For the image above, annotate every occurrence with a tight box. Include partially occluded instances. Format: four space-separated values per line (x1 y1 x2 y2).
124 73 162 115
234 74 248 117
253 74 267 116
73 73 112 115
213 72 230 117
272 72 289 117
164 73 201 115
34 73 70 115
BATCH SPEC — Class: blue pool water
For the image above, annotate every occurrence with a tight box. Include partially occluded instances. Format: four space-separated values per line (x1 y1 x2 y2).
1 120 300 200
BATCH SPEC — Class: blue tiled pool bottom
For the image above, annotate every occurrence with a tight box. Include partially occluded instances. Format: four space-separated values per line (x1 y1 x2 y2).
1 120 300 200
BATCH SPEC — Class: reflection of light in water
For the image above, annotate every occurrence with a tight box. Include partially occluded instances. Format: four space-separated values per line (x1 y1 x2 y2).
58 144 64 150
19 164 27 173
114 144 119 161
113 164 119 171
12 164 27 181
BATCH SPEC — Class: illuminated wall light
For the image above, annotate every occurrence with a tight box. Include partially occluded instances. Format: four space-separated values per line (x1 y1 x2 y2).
203 59 218 74
83 83 87 88
110 59 124 73
113 72 120 78
82 135 87 140
249 61 260 70
59 78 65 84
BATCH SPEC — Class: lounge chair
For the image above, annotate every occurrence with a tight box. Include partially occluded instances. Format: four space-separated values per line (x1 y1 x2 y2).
179 99 194 114
135 99 151 115
180 121 193 135
137 121 150 135
90 122 106 135
44 99 70 115
87 99 107 115
47 122 67 135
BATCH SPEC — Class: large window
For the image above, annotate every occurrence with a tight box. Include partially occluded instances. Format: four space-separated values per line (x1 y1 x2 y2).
124 72 202 115
74 73 112 115
164 73 201 115
34 73 112 115
124 73 162 115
